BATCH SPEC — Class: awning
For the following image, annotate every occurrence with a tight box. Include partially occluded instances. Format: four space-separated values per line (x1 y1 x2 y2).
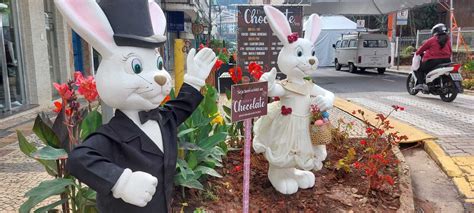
305 0 438 15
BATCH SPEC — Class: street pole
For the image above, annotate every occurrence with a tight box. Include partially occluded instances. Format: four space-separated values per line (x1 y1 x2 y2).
208 0 212 45
450 0 453 60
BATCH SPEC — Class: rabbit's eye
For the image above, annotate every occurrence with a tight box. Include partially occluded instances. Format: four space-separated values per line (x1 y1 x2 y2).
296 47 303 57
157 56 164 70
131 58 143 74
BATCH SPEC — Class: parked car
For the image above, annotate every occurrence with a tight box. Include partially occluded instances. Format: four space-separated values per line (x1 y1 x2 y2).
333 33 391 74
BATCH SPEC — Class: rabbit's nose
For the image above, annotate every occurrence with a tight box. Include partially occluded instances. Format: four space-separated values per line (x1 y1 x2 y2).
309 59 316 65
154 75 167 86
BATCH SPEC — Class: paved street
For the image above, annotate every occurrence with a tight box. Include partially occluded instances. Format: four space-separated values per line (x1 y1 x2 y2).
313 67 474 157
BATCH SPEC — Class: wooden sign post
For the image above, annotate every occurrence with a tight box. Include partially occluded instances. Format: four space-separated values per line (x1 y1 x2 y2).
231 81 268 213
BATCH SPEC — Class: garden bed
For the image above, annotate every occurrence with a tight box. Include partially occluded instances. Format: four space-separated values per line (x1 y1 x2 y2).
171 138 409 212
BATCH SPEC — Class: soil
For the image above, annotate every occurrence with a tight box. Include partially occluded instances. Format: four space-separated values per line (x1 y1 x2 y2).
171 141 401 212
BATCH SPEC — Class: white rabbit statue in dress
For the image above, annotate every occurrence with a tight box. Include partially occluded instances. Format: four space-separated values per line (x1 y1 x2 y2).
253 5 335 195
55 0 217 211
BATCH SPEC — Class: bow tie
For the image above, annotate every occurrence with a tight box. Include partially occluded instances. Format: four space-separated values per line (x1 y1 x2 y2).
138 109 161 124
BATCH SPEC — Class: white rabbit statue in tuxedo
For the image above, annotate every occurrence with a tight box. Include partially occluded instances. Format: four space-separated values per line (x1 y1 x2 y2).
253 5 335 195
55 0 217 211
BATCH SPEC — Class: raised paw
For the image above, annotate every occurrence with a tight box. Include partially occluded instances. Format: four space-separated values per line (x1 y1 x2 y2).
293 169 315 189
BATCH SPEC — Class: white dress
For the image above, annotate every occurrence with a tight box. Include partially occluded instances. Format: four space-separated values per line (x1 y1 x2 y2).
253 80 317 170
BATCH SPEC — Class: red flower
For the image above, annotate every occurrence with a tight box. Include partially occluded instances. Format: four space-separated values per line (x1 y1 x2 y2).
232 165 242 173
273 97 280 101
199 43 205 50
65 108 73 117
74 72 98 102
360 139 367 146
53 101 62 113
392 105 405 111
229 66 242 83
281 105 292 115
352 110 356 115
248 62 264 81
213 59 224 72
287 32 299 43
385 175 395 185
53 83 73 100
161 95 171 106
366 127 372 134
353 161 362 169
377 129 385 135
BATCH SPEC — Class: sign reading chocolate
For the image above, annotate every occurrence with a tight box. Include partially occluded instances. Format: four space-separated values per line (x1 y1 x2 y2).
237 5 303 73
231 82 268 122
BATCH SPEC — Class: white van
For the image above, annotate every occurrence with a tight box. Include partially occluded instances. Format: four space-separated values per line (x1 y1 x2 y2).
333 34 391 74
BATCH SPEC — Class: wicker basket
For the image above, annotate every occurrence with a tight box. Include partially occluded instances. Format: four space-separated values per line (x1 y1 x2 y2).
309 122 333 145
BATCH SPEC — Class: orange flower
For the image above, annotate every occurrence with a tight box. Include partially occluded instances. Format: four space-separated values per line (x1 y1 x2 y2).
161 95 171 106
53 101 62 113
248 62 263 81
228 66 242 84
74 71 99 102
213 59 224 71
53 83 73 100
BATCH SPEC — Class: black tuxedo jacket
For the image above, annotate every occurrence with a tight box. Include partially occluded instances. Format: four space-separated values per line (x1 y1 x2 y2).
67 83 203 213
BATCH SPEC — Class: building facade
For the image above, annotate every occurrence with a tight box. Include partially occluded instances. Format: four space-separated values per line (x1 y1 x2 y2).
0 0 71 118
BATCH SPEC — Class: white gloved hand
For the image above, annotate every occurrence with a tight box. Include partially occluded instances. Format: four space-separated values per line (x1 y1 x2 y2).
111 169 158 207
184 48 217 90
260 68 277 91
314 95 333 112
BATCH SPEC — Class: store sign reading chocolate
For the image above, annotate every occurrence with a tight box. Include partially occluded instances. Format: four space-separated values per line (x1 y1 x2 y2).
237 5 302 73
231 82 268 122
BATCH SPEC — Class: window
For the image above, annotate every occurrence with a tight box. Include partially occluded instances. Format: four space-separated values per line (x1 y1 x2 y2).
349 40 357 48
335 41 341 48
363 40 388 48
341 40 349 48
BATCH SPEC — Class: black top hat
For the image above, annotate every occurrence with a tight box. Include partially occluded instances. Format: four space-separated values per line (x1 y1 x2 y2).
98 0 166 48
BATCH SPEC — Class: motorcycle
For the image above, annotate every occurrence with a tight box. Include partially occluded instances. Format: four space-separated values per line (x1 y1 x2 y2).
406 55 464 102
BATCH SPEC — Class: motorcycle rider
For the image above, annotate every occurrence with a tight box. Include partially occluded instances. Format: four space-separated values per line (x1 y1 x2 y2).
414 23 452 91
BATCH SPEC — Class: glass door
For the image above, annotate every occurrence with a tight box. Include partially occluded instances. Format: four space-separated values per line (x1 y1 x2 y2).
0 0 26 115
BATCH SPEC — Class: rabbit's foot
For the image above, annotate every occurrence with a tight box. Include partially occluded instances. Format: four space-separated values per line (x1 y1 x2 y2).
313 160 323 171
268 166 299 194
293 169 315 189
313 145 327 161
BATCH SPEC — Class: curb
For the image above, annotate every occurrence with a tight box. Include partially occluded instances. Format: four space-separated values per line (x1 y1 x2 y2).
424 140 474 202
386 68 410 76
391 145 415 213
333 97 474 206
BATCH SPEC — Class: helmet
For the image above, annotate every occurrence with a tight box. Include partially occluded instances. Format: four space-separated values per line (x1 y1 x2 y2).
431 23 448 35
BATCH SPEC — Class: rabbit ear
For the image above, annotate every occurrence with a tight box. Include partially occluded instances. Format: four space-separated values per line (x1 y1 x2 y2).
264 5 292 45
304 14 321 44
55 0 115 57
149 0 167 38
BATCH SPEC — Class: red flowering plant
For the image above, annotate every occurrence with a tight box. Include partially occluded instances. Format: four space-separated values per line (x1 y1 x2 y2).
229 66 243 84
17 71 102 212
350 105 408 195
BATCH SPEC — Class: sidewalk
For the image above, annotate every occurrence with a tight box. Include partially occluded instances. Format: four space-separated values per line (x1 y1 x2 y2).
386 65 411 75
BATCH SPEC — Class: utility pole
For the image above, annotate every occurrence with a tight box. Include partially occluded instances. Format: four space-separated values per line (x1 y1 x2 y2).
449 0 453 60
208 0 212 45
